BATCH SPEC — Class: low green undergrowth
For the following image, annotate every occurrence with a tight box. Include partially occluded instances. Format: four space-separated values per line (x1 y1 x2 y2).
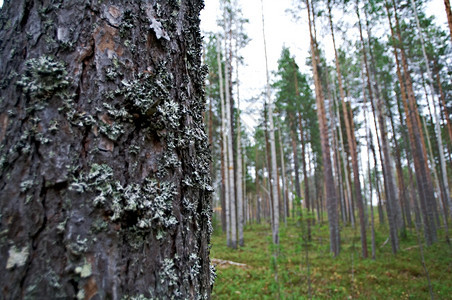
211 215 452 299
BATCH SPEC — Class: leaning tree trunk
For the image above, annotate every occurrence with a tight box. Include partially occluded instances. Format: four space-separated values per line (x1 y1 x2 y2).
388 0 438 245
0 1 213 299
306 0 340 257
411 0 452 221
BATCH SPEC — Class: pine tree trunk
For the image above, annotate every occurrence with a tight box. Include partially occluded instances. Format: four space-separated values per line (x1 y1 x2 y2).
255 148 262 224
261 0 279 246
328 0 352 227
224 36 237 249
278 129 288 225
388 0 438 245
387 96 411 228
291 66 302 205
235 42 244 247
411 0 452 222
331 74 354 228
395 93 414 228
368 139 377 260
299 114 312 238
0 1 213 298
306 0 340 256
217 39 231 247
434 62 452 160
358 1 399 253
291 115 302 201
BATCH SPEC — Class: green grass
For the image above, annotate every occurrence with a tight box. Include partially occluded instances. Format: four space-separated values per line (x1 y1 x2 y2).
211 216 452 299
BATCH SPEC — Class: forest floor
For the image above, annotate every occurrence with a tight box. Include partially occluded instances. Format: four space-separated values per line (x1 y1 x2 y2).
210 214 452 299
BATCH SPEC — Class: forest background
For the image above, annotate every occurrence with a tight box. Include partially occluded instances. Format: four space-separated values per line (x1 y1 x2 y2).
201 0 452 298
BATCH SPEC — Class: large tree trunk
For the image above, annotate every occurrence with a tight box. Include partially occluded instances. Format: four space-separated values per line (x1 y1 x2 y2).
306 0 340 257
0 1 213 299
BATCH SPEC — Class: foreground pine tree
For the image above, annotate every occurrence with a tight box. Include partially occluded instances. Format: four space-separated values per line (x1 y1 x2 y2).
0 1 213 298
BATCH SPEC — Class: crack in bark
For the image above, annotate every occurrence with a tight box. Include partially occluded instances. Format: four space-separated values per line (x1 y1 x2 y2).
19 177 48 296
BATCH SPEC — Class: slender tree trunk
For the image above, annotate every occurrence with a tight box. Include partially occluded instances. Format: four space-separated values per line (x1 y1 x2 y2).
299 113 312 239
369 131 385 226
365 10 404 231
0 1 213 297
220 128 227 233
224 27 237 249
388 0 438 245
434 61 452 156
292 63 303 207
235 41 244 247
387 96 411 228
306 0 340 256
256 147 261 224
331 107 347 225
264 118 272 221
331 74 354 228
368 137 377 260
329 0 366 256
360 65 385 226
217 39 231 246
291 115 302 201
358 2 398 253
278 129 288 225
411 0 452 221
261 0 279 247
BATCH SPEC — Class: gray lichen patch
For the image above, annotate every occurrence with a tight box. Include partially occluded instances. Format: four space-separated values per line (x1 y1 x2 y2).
75 260 92 278
70 163 178 231
160 258 178 286
6 245 29 269
16 56 69 101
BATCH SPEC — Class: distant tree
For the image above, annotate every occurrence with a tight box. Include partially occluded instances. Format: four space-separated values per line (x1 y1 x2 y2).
328 0 368 258
261 0 280 247
306 0 340 257
0 1 213 298
387 0 438 245
357 0 400 254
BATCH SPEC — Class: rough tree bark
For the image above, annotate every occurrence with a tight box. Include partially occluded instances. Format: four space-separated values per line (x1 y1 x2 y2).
0 1 213 298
